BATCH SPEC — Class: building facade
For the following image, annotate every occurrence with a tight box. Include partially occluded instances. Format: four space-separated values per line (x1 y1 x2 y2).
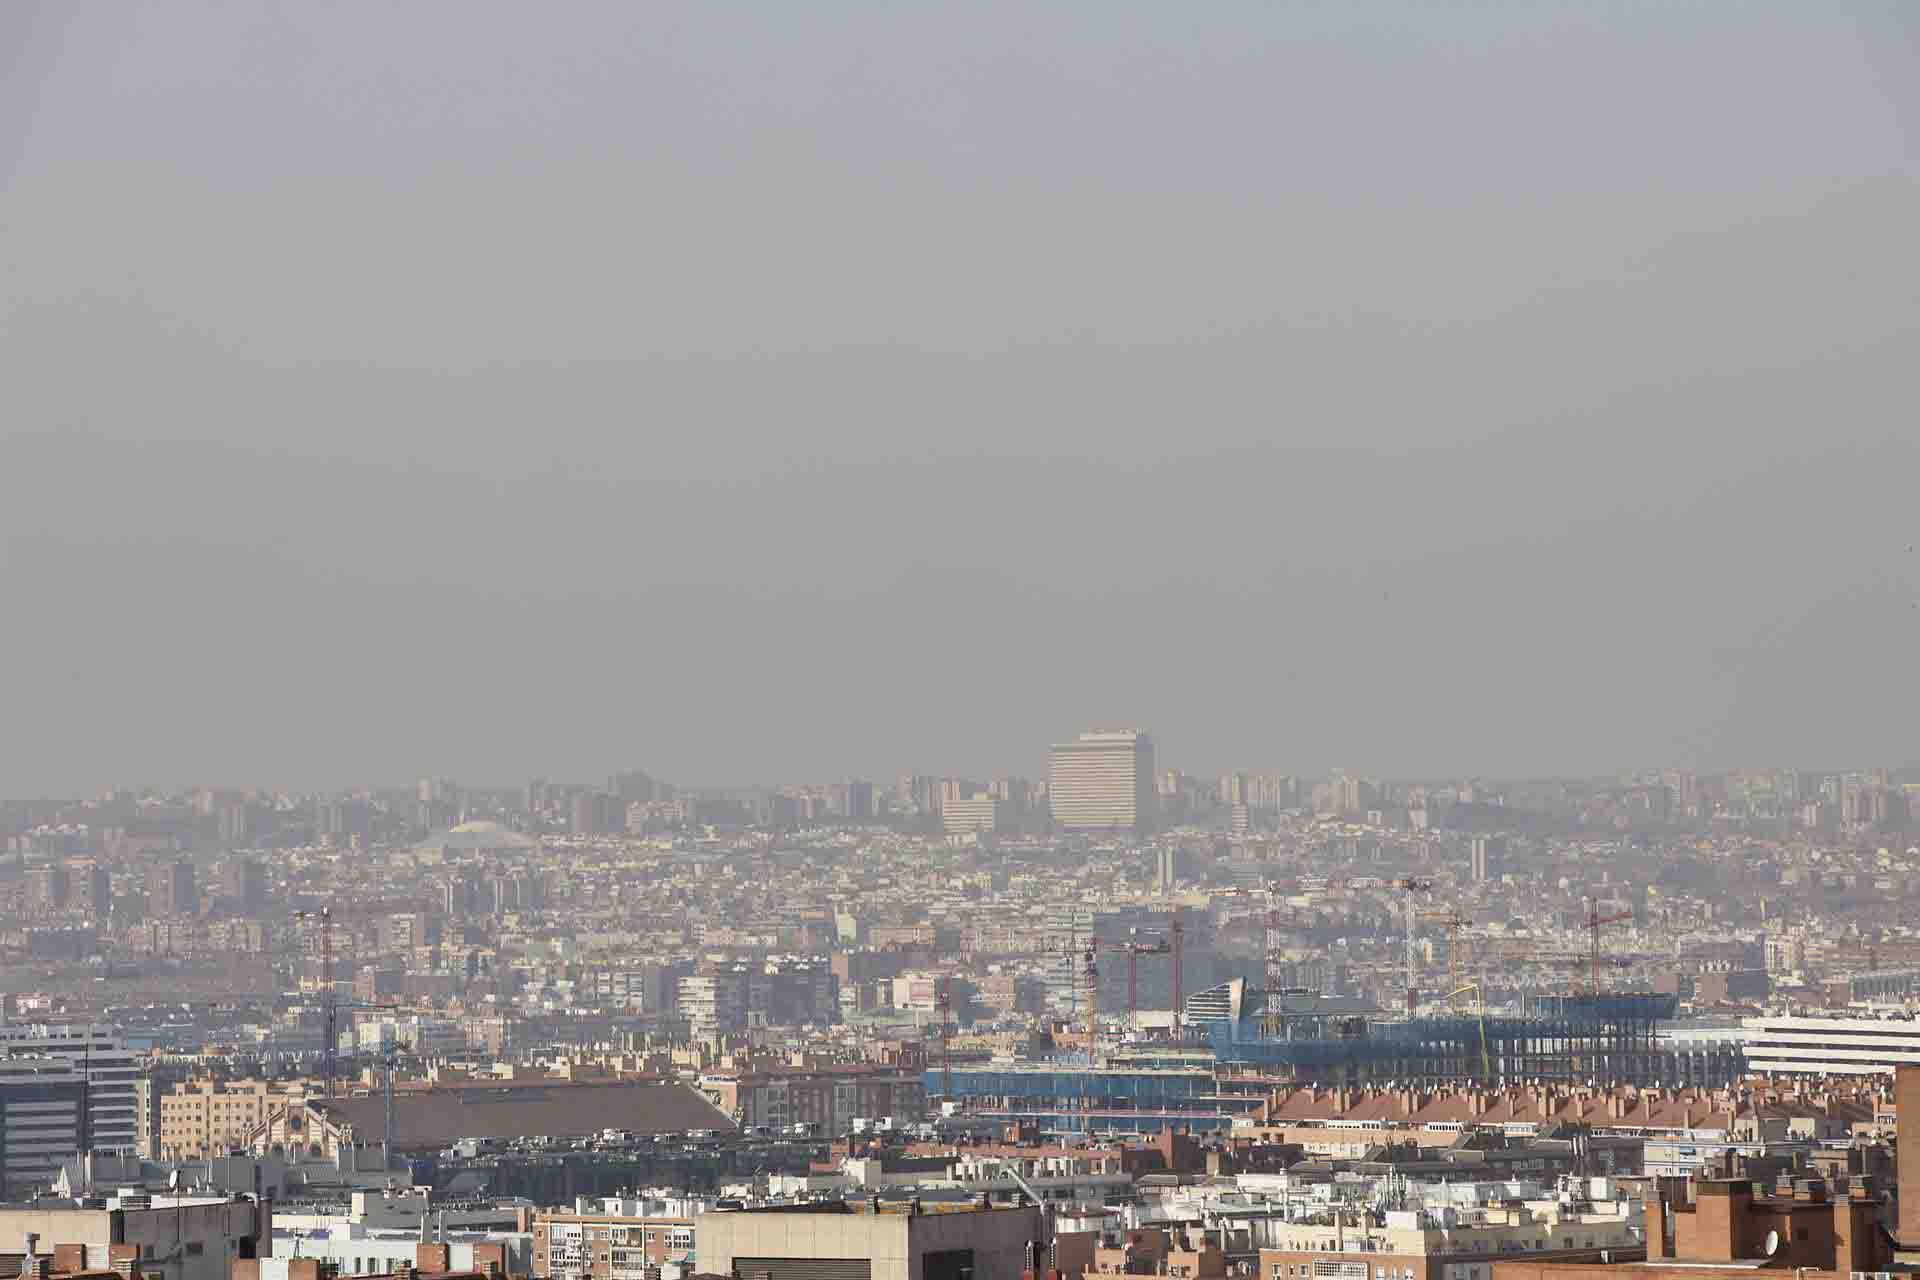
155 1078 313 1160
1740 1014 1920 1076
533 1211 696 1280
1049 730 1156 831
0 1023 141 1154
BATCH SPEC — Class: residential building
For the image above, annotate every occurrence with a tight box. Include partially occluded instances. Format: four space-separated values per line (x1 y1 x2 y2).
149 858 197 918
24 865 70 914
533 1209 697 1280
221 856 267 914
679 971 750 1040
155 1078 312 1160
1260 1190 1644 1280
697 1063 926 1131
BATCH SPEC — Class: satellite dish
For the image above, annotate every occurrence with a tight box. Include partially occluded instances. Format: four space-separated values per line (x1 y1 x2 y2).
167 1169 180 1192
1763 1230 1780 1258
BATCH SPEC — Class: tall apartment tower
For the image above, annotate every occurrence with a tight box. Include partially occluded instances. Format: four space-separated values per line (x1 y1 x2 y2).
149 859 197 918
1469 835 1504 883
222 856 266 914
1049 729 1156 831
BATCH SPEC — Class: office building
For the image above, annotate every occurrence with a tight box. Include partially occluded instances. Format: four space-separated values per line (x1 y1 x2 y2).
942 794 1003 834
0 1023 141 1157
1741 1014 1920 1076
0 1057 87 1194
149 858 197 918
1049 729 1156 831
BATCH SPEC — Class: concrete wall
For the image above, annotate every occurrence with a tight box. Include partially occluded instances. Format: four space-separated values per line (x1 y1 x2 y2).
0 1200 265 1280
1900 1065 1920 1243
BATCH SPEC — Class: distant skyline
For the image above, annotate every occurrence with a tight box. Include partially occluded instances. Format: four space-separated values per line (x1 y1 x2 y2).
3 2 1917 798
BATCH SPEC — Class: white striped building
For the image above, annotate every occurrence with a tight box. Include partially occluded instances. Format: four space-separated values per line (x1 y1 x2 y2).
1049 729 1155 831
1740 1013 1920 1075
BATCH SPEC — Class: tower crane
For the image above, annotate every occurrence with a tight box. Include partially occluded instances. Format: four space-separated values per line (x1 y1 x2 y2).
293 907 336 1097
1392 879 1432 1014
1583 899 1634 994
1420 911 1470 987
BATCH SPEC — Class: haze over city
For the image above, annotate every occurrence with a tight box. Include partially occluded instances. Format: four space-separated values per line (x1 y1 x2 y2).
14 9 1920 1280
4 2 1918 794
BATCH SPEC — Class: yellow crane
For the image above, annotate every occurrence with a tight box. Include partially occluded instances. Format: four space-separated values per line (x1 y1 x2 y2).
1444 982 1493 1082
1420 911 1470 985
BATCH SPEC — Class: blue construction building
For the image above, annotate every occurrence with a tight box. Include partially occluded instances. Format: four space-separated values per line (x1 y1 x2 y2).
931 988 1733 1135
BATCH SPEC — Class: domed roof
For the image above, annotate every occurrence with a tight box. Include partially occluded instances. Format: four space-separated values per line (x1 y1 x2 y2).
415 821 539 852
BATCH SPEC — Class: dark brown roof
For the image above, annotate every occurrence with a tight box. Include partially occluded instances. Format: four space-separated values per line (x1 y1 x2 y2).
318 1082 734 1146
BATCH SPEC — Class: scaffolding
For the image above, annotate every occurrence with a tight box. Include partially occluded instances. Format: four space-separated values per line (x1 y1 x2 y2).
1208 992 1679 1086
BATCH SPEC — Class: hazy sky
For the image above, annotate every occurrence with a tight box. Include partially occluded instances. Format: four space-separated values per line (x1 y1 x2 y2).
3 2 1917 797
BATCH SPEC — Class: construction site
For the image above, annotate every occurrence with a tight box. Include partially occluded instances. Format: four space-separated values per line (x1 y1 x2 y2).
928 890 1742 1133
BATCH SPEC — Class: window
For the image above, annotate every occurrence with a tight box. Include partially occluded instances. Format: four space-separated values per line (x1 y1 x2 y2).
1312 1263 1367 1280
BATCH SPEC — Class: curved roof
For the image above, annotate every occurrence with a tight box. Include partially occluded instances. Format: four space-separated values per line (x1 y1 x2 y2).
415 821 539 852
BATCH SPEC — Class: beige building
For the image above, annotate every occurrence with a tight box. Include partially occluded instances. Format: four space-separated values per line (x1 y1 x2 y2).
156 1078 313 1159
696 1203 1044 1280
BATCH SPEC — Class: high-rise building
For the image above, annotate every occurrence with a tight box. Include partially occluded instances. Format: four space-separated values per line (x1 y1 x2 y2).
221 856 266 914
71 860 112 921
570 790 622 835
1469 835 1504 883
943 795 1003 834
844 779 875 820
148 859 197 918
0 1023 141 1156
0 1057 87 1193
24 865 70 914
1049 729 1156 831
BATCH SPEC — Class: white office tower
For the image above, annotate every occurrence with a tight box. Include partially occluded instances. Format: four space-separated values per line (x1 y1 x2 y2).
1049 729 1156 831
0 1023 141 1152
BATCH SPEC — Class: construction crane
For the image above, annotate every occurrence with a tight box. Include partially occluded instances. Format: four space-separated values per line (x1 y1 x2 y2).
1170 916 1185 1036
1444 982 1493 1081
1264 908 1287 1038
293 907 335 1097
936 976 954 1106
1420 911 1470 986
1583 899 1634 994
1083 942 1100 1066
1392 879 1433 1014
1098 932 1171 1029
